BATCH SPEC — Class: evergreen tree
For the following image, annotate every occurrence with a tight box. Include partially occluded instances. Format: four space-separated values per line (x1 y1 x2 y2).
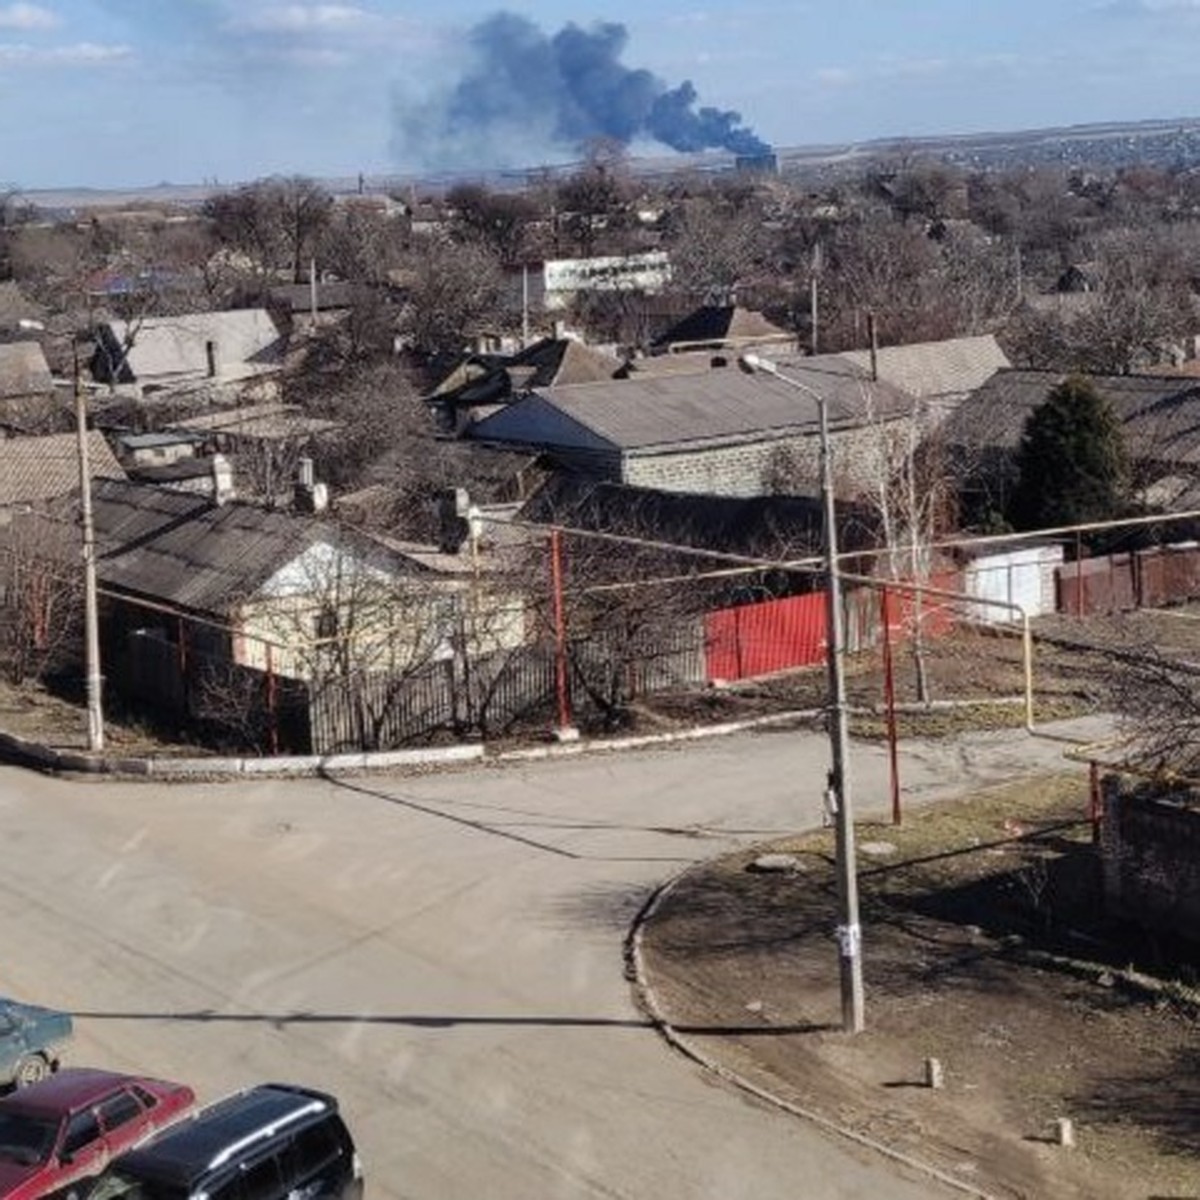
1008 374 1129 531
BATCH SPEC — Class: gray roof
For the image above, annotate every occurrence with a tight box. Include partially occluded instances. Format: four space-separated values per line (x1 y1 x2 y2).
0 430 125 505
94 309 285 384
835 334 1010 401
169 403 341 441
39 478 404 616
468 359 913 455
943 368 1200 466
0 341 53 399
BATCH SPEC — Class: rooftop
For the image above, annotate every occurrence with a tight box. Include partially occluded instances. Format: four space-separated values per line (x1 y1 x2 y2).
0 430 124 505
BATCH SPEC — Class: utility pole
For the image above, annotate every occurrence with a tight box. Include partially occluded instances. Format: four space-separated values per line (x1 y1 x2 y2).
740 352 865 1033
73 343 105 752
816 378 865 1033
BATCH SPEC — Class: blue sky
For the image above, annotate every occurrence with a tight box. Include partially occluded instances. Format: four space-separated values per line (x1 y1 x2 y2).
3 1 1199 190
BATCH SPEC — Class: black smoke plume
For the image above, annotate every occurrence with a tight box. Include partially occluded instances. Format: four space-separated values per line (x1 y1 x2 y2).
392 12 769 170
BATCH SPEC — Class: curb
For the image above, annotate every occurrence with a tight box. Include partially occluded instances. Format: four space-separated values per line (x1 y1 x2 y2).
0 709 821 781
625 862 1000 1200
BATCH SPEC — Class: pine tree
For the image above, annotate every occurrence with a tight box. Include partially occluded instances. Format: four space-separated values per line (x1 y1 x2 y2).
1008 374 1129 531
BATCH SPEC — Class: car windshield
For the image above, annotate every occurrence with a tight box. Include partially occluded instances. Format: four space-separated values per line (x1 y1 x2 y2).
0 1111 58 1165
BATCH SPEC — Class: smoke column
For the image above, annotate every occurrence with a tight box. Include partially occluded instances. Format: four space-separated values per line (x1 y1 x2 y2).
392 12 769 170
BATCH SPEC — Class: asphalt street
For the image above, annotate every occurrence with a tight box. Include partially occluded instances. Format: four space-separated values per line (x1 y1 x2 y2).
0 717 1110 1199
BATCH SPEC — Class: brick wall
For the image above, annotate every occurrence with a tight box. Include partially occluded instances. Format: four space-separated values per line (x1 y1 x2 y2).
621 423 901 498
1101 774 1200 939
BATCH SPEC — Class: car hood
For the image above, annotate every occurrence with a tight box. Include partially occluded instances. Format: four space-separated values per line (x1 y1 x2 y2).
1 1002 72 1046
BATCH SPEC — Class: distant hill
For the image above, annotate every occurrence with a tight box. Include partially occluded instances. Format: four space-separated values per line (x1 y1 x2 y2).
17 115 1200 213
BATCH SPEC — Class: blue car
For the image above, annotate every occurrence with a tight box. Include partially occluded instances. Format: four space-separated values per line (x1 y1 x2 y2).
0 999 72 1089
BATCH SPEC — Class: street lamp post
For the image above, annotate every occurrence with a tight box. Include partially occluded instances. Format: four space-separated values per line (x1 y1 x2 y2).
740 352 865 1033
73 342 105 752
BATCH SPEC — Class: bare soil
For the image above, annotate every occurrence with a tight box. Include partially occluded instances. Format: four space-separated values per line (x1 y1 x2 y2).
638 776 1200 1200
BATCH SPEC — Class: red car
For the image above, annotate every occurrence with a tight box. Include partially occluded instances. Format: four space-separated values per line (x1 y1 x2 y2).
0 1069 195 1200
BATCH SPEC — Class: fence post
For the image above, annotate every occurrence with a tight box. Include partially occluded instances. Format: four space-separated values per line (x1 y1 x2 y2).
1080 528 1089 614
549 530 576 738
880 586 902 826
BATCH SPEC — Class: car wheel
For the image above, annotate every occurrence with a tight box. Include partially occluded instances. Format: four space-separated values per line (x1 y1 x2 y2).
12 1055 51 1088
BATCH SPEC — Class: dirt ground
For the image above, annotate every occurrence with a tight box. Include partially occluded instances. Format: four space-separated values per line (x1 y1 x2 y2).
638 775 1200 1200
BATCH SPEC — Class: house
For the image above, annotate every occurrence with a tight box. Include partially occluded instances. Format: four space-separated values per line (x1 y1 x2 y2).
90 309 287 392
425 336 625 434
0 429 125 514
269 281 356 334
466 358 915 500
18 477 499 679
942 368 1200 518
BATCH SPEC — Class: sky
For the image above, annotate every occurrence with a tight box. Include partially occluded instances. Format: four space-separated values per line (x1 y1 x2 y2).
3 0 1200 191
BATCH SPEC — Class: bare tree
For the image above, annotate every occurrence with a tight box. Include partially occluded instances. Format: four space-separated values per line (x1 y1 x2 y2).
397 236 505 358
0 521 83 686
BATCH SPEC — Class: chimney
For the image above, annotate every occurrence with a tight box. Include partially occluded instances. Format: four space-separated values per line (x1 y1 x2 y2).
205 339 218 378
293 457 328 513
211 453 234 506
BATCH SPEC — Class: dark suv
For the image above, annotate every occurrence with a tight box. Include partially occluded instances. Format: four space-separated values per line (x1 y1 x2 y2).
80 1083 361 1200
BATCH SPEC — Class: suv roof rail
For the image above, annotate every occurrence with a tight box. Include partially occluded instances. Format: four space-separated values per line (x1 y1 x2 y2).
204 1095 327 1171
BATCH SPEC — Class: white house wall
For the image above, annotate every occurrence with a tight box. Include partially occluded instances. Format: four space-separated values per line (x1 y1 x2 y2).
962 545 1063 625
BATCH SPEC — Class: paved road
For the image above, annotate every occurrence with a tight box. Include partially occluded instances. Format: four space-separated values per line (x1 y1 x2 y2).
0 718 1108 1199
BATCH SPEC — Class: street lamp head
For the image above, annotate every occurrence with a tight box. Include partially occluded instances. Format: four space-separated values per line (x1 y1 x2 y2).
738 351 780 377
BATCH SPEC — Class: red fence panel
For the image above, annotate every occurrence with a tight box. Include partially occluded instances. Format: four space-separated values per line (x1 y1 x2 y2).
704 592 827 682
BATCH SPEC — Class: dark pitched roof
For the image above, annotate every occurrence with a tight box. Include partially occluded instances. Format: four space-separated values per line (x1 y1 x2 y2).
520 475 879 560
35 479 406 616
943 368 1200 466
469 358 914 454
427 338 623 410
651 305 795 353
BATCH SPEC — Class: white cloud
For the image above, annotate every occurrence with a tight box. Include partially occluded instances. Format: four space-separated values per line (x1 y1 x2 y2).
815 66 854 86
0 40 131 64
228 4 369 34
1096 0 1200 13
0 3 58 30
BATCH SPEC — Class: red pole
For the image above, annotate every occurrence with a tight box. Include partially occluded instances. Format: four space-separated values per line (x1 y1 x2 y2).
550 530 573 733
881 586 902 825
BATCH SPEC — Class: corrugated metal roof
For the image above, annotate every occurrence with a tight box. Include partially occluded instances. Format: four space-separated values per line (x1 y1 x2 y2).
835 334 1010 400
0 431 125 504
0 341 53 399
470 359 913 453
943 368 1200 466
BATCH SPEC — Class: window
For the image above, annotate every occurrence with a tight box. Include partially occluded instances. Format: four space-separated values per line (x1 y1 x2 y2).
62 1110 101 1156
98 1092 142 1133
131 1086 157 1109
314 606 338 642
238 1155 284 1200
290 1121 344 1180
